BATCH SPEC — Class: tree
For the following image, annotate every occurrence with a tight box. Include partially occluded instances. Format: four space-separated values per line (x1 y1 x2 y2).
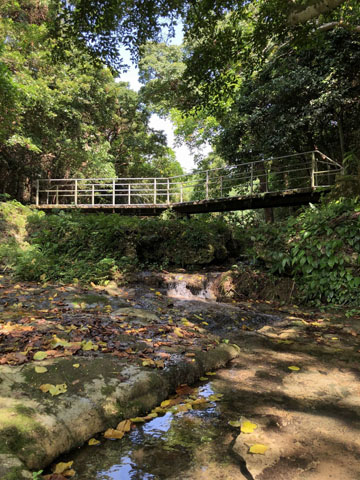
0 0 183 201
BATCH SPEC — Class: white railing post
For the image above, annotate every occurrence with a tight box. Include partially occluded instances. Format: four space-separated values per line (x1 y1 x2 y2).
167 178 170 204
250 163 254 194
128 184 131 204
91 184 95 206
36 180 39 206
112 179 116 206
206 171 209 200
74 179 78 206
154 178 157 204
311 152 316 188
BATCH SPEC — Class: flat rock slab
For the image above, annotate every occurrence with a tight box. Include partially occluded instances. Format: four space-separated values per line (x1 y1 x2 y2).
0 344 240 477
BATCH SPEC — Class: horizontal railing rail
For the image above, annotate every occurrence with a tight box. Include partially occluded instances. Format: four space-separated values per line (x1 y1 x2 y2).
35 151 343 208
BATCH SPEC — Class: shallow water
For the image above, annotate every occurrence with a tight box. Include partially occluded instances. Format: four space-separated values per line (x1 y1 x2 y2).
53 380 246 480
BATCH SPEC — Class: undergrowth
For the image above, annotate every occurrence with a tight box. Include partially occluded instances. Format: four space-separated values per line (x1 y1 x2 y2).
239 198 360 305
1 198 360 306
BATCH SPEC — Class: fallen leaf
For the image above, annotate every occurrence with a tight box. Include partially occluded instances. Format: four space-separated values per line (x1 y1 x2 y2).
229 420 242 427
40 384 67 396
39 384 52 393
205 372 216 376
82 340 98 351
53 461 73 474
88 438 100 446
241 421 258 434
116 419 132 433
72 364 80 368
35 366 48 374
199 377 208 381
104 428 124 439
63 469 75 478
288 366 300 371
130 417 146 423
34 351 48 361
249 444 268 455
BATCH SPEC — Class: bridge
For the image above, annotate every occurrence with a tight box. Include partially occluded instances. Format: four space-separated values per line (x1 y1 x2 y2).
35 151 342 215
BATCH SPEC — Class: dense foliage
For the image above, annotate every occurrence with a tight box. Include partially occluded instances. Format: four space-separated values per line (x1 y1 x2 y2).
241 199 360 305
0 202 237 283
0 0 182 202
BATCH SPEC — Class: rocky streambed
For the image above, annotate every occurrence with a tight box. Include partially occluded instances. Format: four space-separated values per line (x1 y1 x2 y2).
1 272 360 479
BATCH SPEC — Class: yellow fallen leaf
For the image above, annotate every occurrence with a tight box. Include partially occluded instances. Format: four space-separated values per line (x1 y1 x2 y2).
205 372 216 376
155 291 162 296
116 419 132 433
88 438 100 446
49 384 67 396
143 412 158 420
173 327 184 338
104 428 124 439
208 394 223 402
63 469 76 478
199 377 208 381
161 399 172 408
228 420 242 427
142 359 155 367
249 444 268 455
53 461 73 474
39 384 52 393
201 321 209 326
130 417 146 423
73 364 80 368
35 366 48 374
33 351 48 361
82 340 98 351
288 366 300 371
192 397 208 405
241 421 258 434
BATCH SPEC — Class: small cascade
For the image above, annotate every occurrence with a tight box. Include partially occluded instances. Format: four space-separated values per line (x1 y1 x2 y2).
165 273 219 301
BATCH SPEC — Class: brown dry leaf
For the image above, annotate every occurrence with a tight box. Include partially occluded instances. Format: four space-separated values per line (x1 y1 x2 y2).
104 428 124 439
155 359 165 369
176 384 194 396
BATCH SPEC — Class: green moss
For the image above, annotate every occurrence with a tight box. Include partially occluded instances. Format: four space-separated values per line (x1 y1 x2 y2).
2 465 26 480
71 294 110 306
101 384 117 396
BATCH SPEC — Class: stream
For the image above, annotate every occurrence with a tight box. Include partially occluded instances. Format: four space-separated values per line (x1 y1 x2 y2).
44 273 281 480
36 272 360 480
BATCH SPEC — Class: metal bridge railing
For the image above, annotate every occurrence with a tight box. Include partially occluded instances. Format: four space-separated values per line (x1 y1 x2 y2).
35 151 343 207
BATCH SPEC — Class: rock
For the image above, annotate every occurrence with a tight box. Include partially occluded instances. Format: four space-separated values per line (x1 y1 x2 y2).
0 454 32 479
111 307 160 324
232 417 284 479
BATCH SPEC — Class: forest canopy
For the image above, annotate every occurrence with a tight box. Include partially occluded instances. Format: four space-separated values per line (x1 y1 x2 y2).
0 0 359 201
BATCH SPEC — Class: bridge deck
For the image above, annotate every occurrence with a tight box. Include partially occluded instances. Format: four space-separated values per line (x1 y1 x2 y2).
36 188 326 215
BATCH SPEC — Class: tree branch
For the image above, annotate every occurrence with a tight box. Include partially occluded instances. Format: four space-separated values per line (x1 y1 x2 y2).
288 0 347 25
318 21 360 32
